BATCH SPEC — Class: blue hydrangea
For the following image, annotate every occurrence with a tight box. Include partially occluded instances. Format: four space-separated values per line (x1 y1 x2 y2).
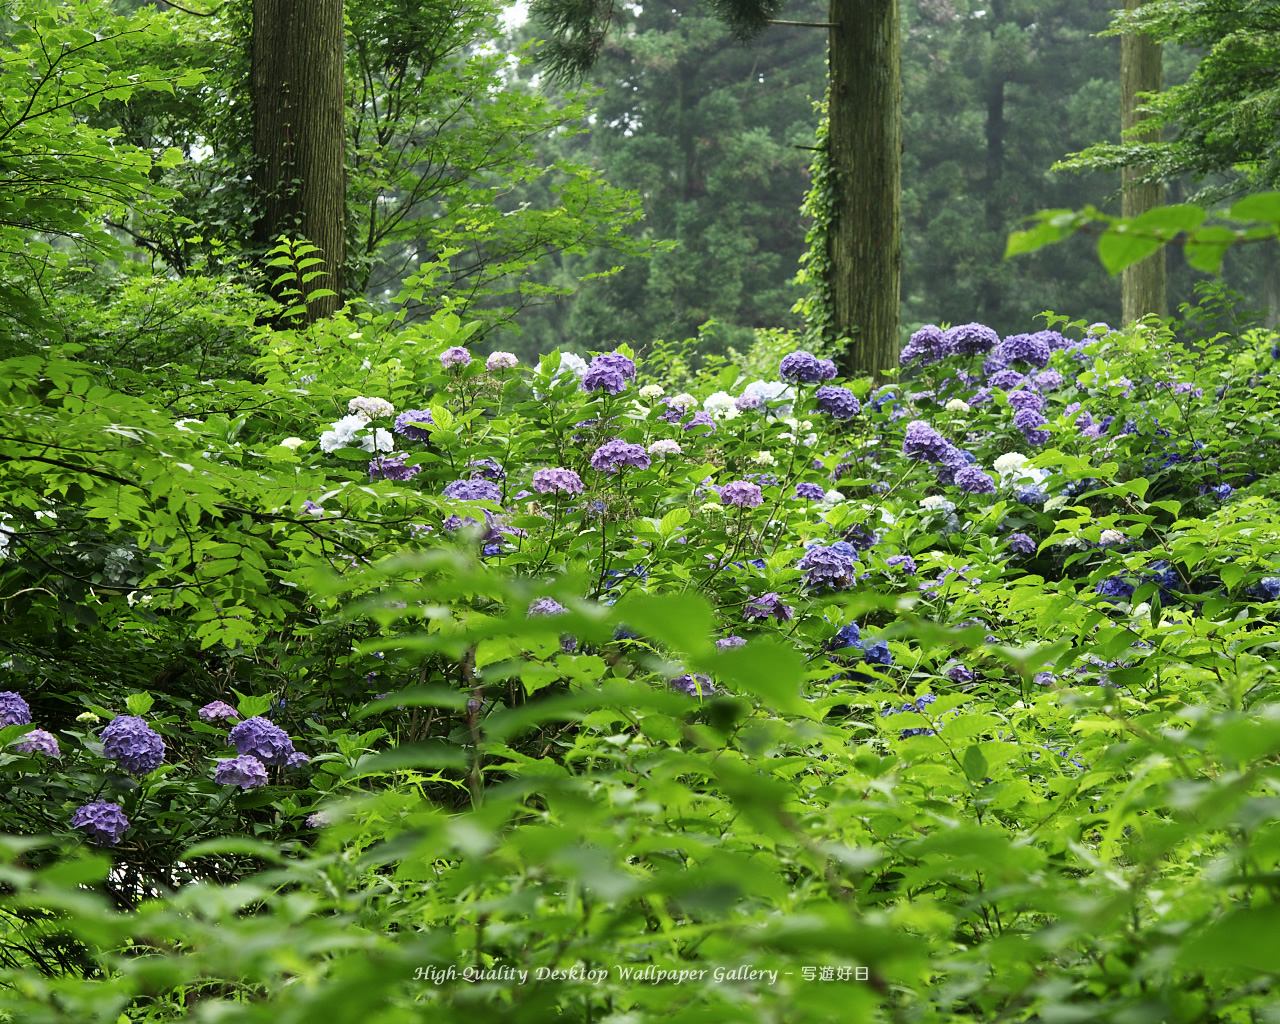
670 673 715 697
998 332 1052 368
779 350 831 384
885 554 917 574
1096 577 1136 602
582 364 629 395
944 323 999 355
900 325 952 366
743 592 794 623
393 409 434 442
953 465 996 494
829 623 862 651
814 385 860 419
795 482 826 500
863 640 893 666
71 801 130 847
443 479 502 502
0 691 31 728
798 545 859 590
228 716 296 767
215 754 269 790
101 715 165 775
902 420 951 462
1008 533 1037 555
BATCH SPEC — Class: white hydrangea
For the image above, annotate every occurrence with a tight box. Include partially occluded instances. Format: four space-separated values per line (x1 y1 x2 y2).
555 352 589 378
348 396 394 420
639 384 665 401
668 392 698 412
740 380 795 419
993 452 1049 486
945 398 970 413
919 495 956 513
702 391 739 421
1098 529 1125 547
647 439 682 457
750 451 778 467
279 437 306 450
362 428 394 453
820 489 845 507
486 351 519 371
700 502 723 516
320 414 394 454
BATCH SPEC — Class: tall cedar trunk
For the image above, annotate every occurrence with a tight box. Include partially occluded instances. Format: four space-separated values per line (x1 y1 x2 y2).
828 0 901 379
251 0 346 321
1120 0 1165 324
981 71 1005 319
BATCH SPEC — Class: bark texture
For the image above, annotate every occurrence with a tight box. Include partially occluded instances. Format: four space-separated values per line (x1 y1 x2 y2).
828 0 901 378
252 0 346 320
1120 0 1165 324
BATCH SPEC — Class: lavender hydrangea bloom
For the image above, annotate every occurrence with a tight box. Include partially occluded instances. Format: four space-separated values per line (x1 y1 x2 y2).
286 750 310 769
779 350 828 384
829 622 862 651
720 480 764 508
214 754 269 790
988 369 1028 391
944 323 999 355
817 358 838 381
0 692 30 727
393 409 434 442
795 482 826 500
798 545 859 589
591 351 637 381
71 801 129 846
443 479 502 502
15 729 59 757
229 716 296 766
716 635 747 649
101 715 165 774
670 673 715 697
1014 409 1050 445
440 346 471 369
863 640 893 666
902 420 951 462
528 597 568 617
466 458 506 481
486 351 519 371
998 332 1052 368
582 364 629 395
886 554 917 574
532 468 585 495
743 592 794 623
1006 389 1044 413
683 410 717 434
900 325 951 366
198 700 239 724
814 385 861 419
947 664 976 684
370 453 421 482
953 466 997 494
1034 370 1064 391
590 439 651 473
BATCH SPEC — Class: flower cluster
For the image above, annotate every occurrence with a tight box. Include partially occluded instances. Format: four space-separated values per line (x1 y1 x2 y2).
101 715 165 775
779 350 837 384
590 440 651 474
71 801 130 846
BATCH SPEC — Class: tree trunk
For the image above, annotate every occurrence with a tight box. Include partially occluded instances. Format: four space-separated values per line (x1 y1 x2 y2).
828 0 901 379
251 0 346 321
1120 0 1164 324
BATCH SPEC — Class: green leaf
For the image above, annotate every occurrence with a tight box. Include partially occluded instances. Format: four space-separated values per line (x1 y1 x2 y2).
125 692 154 716
1229 192 1280 224
962 744 989 783
235 692 273 718
1097 225 1162 275
1185 226 1237 274
1004 210 1080 259
659 506 690 540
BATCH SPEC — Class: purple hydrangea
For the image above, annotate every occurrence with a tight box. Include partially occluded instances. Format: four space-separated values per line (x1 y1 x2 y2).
15 728 59 757
944 323 999 355
71 801 129 846
1014 409 1050 445
1006 389 1044 414
683 410 717 434
829 622 862 651
798 545 859 589
443 479 502 502
370 453 421 482
953 465 996 494
716 635 747 649
0 692 31 727
988 369 1028 391
228 716 296 766
582 364 629 395
998 333 1052 368
885 554 918 574
743 592 794 623
900 325 951 366
198 700 239 724
670 673 715 697
286 750 310 769
902 420 951 462
393 409 434 442
779 350 829 384
863 640 893 666
795 482 826 501
1096 577 1136 602
946 664 976 684
720 480 764 509
1034 370 1064 391
214 754 269 790
528 597 568 617
1008 533 1037 555
590 351 637 381
467 458 506 481
814 385 861 419
440 346 471 369
101 715 165 775
590 440 651 474
532 468 585 495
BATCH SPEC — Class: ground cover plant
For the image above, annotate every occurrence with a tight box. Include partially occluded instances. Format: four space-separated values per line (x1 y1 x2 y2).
5 280 1280 1022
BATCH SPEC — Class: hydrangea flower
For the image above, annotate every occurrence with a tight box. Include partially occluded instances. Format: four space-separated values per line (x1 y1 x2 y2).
743 592 794 623
15 729 59 757
885 554 917 574
1006 389 1044 413
720 481 764 508
863 640 892 666
71 801 129 846
669 673 715 697
944 323 999 355
101 715 165 774
348 396 394 420
286 750 310 770
1034 370 1064 391
738 380 795 418
531 468 585 495
946 664 975 684
988 369 1028 391
551 352 589 379
647 439 682 458
997 333 1051 368
902 420 951 462
442 479 502 502
215 754 269 790
1096 577 1136 602
953 466 996 494
486 351 518 371
369 453 420 482
582 364 629 395
229 716 296 766
1014 409 1050 445
1255 577 1280 600
1099 529 1125 547
944 398 970 413
716 635 747 650
590 440 651 474
591 351 637 381
528 597 568 617
795 482 825 500
440 346 471 369
0 692 31 727
639 384 665 400
683 411 717 434
900 325 951 366
814 385 860 419
1007 533 1036 555
798 545 859 589
779 350 829 384
319 414 394 454
668 393 698 412
198 700 239 724
702 391 738 420
390 411 433 445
